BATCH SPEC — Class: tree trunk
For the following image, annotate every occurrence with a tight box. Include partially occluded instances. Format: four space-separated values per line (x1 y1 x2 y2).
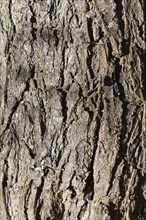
0 0 145 219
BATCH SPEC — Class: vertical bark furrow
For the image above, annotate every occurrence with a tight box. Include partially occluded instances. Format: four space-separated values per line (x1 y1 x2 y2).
34 177 44 220
86 17 95 80
2 159 11 220
24 180 33 220
114 0 124 36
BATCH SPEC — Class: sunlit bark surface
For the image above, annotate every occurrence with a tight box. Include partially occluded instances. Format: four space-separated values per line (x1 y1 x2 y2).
0 0 146 219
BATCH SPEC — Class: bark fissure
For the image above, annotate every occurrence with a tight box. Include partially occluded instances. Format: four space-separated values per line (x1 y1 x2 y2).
24 180 33 220
34 177 44 220
2 65 35 135
107 58 129 196
114 0 124 36
87 17 95 80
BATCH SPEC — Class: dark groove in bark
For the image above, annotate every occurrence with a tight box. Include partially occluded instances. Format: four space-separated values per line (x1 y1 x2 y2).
2 159 11 220
144 0 146 45
84 106 94 142
49 1 55 22
56 89 68 166
35 178 44 220
53 29 59 47
24 141 36 160
40 99 46 139
24 180 33 220
4 77 8 105
3 54 11 107
29 1 37 41
59 46 66 87
36 201 43 220
118 160 128 202
114 58 128 144
77 202 88 220
114 0 124 36
51 200 65 220
107 40 113 61
120 36 131 56
5 100 24 131
84 93 104 200
87 17 94 79
108 201 123 219
8 0 16 36
11 127 21 184
57 88 68 163
98 26 104 40
59 89 68 125
2 65 35 134
67 184 76 199
114 0 131 56
107 58 128 196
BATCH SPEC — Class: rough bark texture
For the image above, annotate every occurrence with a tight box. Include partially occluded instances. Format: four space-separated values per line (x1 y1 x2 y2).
0 0 146 219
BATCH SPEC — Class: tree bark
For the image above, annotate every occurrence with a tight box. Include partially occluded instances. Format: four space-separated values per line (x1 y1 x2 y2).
0 0 145 219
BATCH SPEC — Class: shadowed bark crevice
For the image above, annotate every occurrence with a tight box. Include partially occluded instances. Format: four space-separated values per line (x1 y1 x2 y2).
24 180 33 220
114 0 124 36
87 17 95 80
108 202 123 220
84 95 104 201
34 178 44 220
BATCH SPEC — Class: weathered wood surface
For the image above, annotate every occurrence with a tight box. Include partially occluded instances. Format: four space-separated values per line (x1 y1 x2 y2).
0 0 145 219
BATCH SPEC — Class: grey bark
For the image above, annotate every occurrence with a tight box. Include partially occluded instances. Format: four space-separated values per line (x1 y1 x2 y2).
0 0 146 219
